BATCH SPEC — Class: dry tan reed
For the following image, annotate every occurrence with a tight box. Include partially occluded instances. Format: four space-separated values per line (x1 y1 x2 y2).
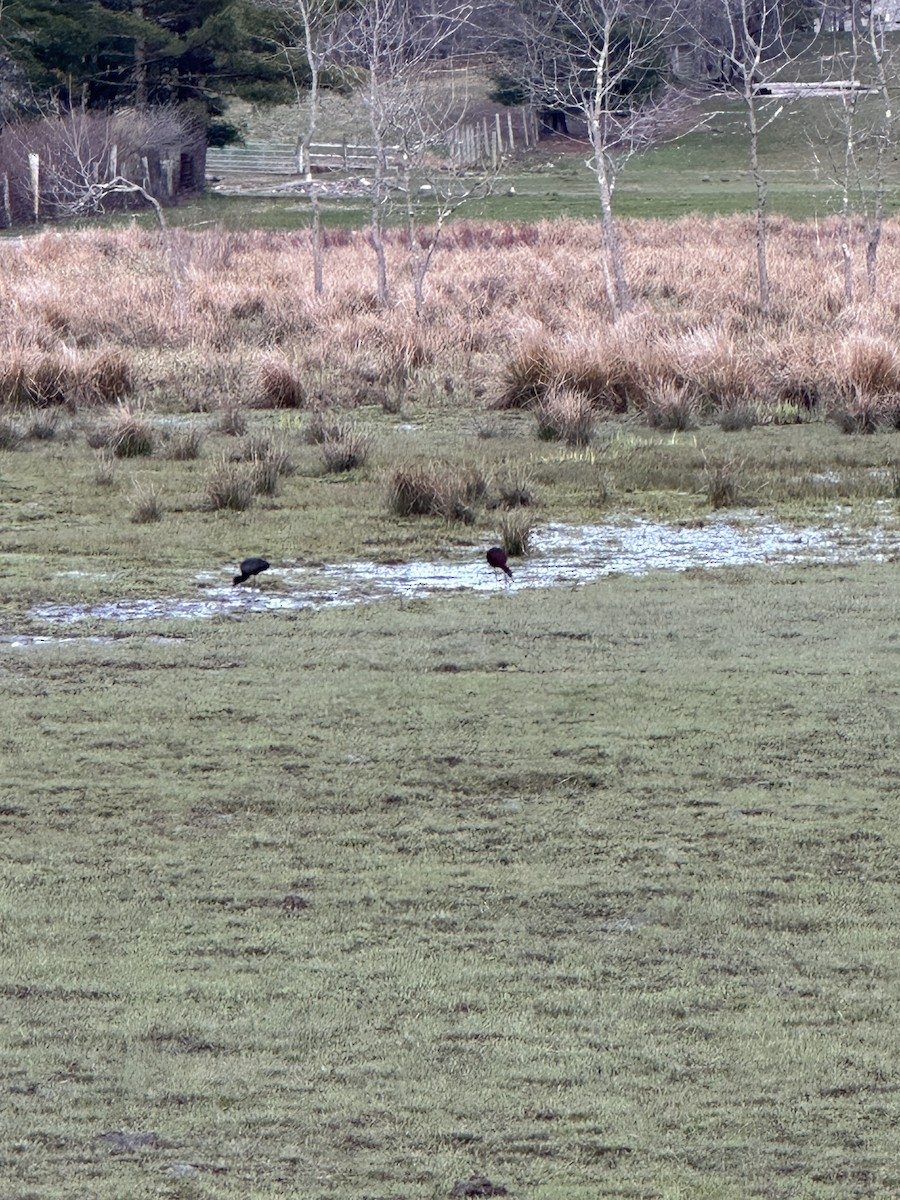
5 218 900 427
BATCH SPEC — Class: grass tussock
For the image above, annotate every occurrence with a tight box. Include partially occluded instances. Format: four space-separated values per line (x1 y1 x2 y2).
644 380 699 431
499 509 536 556
230 436 294 496
93 450 116 486
702 454 747 509
535 386 595 446
217 407 248 437
319 423 372 473
26 410 62 440
205 456 256 511
160 425 203 460
387 462 486 523
86 402 154 457
129 482 163 523
0 416 24 449
255 356 306 409
495 463 537 508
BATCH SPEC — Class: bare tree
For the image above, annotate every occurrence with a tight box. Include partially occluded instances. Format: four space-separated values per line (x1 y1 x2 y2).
501 1 678 318
341 0 474 307
857 1 897 293
261 0 348 296
8 108 178 227
814 1 899 298
689 0 820 311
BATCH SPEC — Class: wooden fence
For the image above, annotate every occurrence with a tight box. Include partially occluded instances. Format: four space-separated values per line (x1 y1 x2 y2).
447 109 539 168
206 140 403 178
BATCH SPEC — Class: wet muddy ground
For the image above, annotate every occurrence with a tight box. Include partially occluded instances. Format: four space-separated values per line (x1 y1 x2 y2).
18 511 899 634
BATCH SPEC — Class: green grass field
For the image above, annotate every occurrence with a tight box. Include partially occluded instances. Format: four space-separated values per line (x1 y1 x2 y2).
3 556 900 1200
3 43 900 1194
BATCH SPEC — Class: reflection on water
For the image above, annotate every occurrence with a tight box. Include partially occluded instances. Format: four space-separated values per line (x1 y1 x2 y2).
24 513 900 628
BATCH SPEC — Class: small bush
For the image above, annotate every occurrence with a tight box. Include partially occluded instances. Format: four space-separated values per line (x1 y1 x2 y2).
205 457 256 511
500 510 536 557
130 483 163 523
87 403 154 457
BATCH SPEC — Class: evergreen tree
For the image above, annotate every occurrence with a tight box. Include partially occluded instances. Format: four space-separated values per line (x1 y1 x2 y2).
2 0 288 132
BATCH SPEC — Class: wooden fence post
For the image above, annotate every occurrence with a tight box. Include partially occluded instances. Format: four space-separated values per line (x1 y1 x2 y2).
29 152 40 221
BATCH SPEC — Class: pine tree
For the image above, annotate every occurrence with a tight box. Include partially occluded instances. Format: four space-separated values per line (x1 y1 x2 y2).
2 0 288 128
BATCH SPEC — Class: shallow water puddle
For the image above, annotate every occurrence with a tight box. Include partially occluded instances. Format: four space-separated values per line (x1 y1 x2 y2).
26 514 900 627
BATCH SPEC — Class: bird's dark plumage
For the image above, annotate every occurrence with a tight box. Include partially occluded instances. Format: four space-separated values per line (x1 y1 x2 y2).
233 556 270 586
486 546 512 579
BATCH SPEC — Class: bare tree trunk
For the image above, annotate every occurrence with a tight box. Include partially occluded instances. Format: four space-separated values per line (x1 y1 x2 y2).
865 5 890 296
745 95 770 312
592 142 631 315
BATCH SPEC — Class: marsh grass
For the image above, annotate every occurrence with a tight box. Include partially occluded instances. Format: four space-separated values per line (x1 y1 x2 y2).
644 379 699 431
129 481 163 523
319 423 372 473
205 455 256 511
255 355 306 409
499 508 536 556
3 568 900 1200
217 407 248 437
718 401 759 431
8 216 900 443
495 463 537 509
87 402 154 458
0 415 23 448
387 461 486 523
534 387 595 446
93 449 116 486
25 409 62 440
702 453 747 509
159 424 203 460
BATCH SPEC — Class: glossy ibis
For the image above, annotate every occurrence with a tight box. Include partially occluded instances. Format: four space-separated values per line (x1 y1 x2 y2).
486 546 512 580
233 556 270 587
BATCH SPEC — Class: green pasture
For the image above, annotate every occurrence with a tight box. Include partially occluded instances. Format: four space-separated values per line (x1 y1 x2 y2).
2 401 900 1197
45 86 900 238
3 550 899 1199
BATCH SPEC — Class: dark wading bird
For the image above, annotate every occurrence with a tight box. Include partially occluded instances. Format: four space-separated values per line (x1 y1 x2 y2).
486 546 513 581
233 556 270 587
